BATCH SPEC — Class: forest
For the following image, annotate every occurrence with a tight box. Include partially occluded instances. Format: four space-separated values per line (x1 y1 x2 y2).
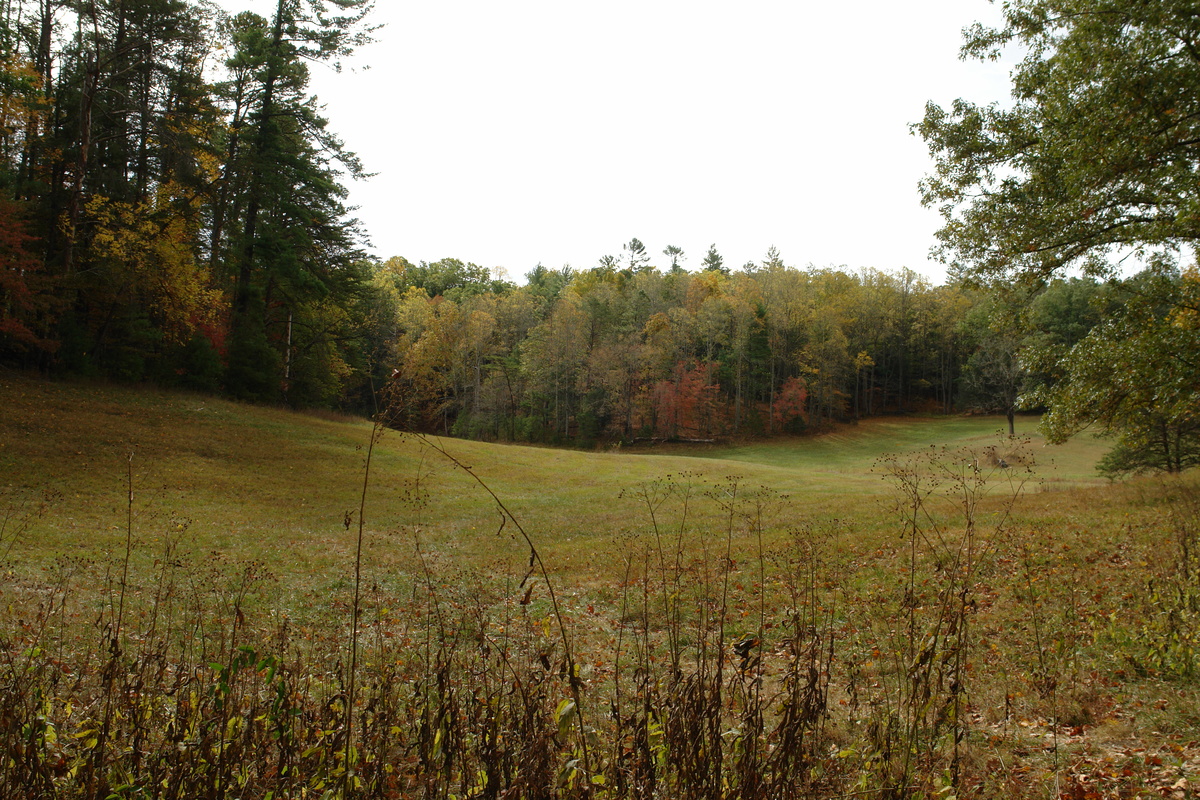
0 0 1196 475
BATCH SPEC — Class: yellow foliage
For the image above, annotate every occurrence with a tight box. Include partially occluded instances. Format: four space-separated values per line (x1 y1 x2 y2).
1172 266 1200 330
86 187 222 343
643 311 671 337
0 55 47 147
685 270 724 310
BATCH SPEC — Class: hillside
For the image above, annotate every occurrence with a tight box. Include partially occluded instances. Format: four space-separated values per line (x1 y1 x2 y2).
2 371 1110 581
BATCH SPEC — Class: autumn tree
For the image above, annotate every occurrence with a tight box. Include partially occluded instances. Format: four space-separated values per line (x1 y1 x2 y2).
757 257 810 432
0 0 388 404
0 195 52 356
18 0 223 376
478 289 540 439
521 294 589 440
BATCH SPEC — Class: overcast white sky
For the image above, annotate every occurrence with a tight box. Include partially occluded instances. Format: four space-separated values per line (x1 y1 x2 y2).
241 1 1014 284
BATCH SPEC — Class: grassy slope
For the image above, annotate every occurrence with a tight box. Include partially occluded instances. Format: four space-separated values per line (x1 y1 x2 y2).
1 370 1137 645
4 373 1114 544
631 414 1111 488
2 372 1109 577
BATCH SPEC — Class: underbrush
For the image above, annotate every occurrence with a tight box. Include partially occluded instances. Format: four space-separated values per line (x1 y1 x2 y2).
1 428 1197 799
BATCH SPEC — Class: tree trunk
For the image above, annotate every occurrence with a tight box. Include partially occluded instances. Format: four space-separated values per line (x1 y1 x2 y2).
64 52 98 275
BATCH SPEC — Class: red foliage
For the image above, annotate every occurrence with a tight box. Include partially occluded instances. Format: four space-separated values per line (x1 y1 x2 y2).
644 360 724 438
0 195 55 353
772 375 808 430
194 312 230 359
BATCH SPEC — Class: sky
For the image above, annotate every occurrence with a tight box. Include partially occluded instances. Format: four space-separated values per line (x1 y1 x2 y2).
243 1 1015 284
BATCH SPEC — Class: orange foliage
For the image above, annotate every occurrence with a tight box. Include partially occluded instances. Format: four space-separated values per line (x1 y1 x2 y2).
772 375 809 430
643 360 724 438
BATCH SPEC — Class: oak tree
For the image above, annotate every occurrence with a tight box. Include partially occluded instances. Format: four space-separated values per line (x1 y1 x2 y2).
920 0 1200 467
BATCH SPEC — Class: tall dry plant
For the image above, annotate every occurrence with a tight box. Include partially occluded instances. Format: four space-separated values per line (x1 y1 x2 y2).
852 437 1034 797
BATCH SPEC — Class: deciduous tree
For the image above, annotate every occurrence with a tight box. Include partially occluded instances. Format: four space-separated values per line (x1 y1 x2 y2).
919 0 1200 283
1035 264 1200 475
919 0 1200 464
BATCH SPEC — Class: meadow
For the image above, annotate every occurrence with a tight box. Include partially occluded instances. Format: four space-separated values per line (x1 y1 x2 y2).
1 372 1197 799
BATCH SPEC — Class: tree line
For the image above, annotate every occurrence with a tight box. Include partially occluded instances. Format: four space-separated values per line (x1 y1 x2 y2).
377 251 986 444
0 0 997 436
0 0 1195 476
369 249 1195 476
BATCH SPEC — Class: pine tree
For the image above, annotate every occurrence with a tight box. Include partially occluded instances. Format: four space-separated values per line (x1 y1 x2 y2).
223 0 372 400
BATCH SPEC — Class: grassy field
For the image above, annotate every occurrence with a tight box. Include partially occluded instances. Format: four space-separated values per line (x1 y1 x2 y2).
0 372 1108 573
632 413 1112 489
1 371 1197 799
0 371 1115 621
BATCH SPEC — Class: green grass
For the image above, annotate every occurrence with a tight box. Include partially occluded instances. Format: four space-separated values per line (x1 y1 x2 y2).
639 413 1111 488
0 373 1110 582
0 371 1123 673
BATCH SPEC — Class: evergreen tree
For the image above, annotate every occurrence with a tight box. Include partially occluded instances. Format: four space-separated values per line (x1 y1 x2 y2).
663 244 684 272
223 0 372 400
701 243 725 274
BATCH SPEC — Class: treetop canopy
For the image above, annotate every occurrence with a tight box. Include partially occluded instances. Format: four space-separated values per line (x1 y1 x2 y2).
919 0 1200 284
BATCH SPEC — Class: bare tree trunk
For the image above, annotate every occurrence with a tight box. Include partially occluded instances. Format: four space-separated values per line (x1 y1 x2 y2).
65 51 98 275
